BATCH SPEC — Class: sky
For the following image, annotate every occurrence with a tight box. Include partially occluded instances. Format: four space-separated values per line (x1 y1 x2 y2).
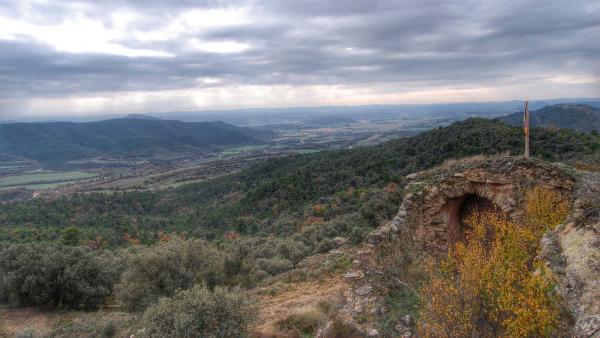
0 0 599 118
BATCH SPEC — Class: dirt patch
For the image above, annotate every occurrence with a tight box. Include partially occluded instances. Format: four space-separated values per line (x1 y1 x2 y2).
0 307 52 336
0 306 141 338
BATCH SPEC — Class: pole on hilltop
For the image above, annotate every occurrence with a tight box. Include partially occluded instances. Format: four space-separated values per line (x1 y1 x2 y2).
524 101 530 159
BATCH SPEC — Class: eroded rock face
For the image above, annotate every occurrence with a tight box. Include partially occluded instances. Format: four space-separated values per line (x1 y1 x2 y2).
543 172 600 338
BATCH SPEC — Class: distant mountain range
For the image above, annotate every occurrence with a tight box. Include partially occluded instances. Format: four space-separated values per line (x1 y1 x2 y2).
6 98 599 126
499 104 600 134
0 116 272 163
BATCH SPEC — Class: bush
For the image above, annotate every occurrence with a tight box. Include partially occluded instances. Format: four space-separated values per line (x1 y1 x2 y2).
256 257 294 275
143 284 256 338
115 238 226 311
14 328 33 338
0 243 120 310
276 310 325 336
101 321 117 338
327 316 365 338
418 187 568 337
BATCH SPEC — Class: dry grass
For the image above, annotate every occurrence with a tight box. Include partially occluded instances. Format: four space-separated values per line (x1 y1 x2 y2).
439 152 512 172
252 275 347 337
0 307 51 336
0 306 141 338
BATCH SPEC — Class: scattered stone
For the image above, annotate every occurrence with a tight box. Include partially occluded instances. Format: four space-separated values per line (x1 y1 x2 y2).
453 172 465 178
366 230 385 245
367 328 379 337
357 248 372 256
355 284 373 296
401 314 412 326
344 270 364 280
395 323 411 334
406 172 419 180
333 236 349 246
352 259 362 268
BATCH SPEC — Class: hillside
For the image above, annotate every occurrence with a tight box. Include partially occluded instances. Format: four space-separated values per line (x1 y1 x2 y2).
2 118 599 245
1 118 599 337
0 117 271 163
500 104 600 133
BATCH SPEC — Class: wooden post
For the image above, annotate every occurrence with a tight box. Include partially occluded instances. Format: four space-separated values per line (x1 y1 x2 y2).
524 101 530 159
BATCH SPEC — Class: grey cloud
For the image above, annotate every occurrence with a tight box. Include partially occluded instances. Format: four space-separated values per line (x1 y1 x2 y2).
0 0 599 101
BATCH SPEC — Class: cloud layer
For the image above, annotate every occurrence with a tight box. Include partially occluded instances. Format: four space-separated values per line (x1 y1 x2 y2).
1 0 599 117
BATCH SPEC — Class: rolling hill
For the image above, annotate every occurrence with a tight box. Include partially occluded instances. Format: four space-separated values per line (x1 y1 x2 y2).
2 117 599 245
499 104 600 133
0 116 272 163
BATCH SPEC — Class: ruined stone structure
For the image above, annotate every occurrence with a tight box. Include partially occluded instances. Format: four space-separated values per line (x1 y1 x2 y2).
368 156 575 254
331 156 600 337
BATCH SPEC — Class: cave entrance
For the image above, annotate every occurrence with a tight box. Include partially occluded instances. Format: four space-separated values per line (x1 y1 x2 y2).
444 193 502 245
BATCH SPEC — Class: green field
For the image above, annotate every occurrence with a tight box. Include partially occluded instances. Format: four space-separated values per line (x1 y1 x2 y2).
0 171 98 191
292 149 321 154
220 144 269 156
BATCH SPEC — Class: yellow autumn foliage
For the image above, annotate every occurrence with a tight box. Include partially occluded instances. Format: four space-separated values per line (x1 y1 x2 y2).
418 187 569 338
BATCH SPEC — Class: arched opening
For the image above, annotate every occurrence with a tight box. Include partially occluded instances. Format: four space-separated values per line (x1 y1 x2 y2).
443 193 502 245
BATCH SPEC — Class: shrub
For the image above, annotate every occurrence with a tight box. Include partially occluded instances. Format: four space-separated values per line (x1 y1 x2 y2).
143 284 256 338
0 243 120 310
275 310 324 336
101 321 117 338
316 239 336 253
61 226 81 246
327 316 365 338
418 187 567 337
256 257 294 275
116 238 226 311
14 328 33 338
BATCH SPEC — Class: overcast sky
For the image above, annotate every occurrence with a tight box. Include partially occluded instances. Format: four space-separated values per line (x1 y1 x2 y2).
0 0 599 118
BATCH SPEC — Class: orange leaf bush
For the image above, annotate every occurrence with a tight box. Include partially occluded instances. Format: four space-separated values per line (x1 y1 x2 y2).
418 187 568 337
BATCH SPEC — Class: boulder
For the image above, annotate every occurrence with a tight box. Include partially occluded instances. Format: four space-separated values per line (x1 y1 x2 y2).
355 284 373 296
344 270 365 280
367 328 379 337
333 236 349 246
406 172 419 180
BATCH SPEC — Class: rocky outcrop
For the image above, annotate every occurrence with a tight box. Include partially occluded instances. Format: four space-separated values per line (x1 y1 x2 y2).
542 172 600 338
393 157 575 254
331 156 600 337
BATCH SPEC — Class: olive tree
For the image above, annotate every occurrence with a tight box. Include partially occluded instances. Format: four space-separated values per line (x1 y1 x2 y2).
115 238 226 311
143 284 256 338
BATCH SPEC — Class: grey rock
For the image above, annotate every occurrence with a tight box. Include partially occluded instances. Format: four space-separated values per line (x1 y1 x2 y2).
344 270 365 280
366 230 385 245
333 236 349 246
401 314 412 326
395 323 411 334
355 285 373 296
574 313 600 338
367 328 379 337
406 173 419 180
